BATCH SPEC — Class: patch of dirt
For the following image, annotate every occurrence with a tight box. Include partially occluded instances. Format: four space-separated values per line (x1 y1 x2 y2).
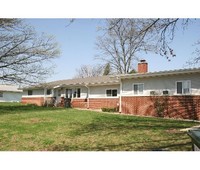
165 129 180 134
21 118 52 124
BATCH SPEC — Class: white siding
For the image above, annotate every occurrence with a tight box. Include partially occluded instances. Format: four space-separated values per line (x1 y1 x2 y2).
22 89 45 97
89 85 120 98
21 72 200 100
121 73 200 96
0 92 22 102
23 87 88 99
50 85 120 99
79 86 88 98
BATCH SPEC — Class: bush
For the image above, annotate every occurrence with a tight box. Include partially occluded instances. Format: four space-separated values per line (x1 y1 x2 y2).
101 107 117 112
26 103 38 107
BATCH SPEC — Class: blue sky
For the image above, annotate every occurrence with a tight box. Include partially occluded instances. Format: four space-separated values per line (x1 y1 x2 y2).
25 18 200 82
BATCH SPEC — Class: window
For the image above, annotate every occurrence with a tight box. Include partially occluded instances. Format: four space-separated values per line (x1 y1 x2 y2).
28 90 32 96
77 88 81 98
73 88 81 98
133 83 144 95
106 89 117 97
176 80 191 94
0 92 3 97
46 89 51 95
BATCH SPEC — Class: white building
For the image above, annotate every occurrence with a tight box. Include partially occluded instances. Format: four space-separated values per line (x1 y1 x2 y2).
0 85 22 102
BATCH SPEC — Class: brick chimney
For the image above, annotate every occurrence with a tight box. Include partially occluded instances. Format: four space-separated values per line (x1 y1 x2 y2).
138 60 148 73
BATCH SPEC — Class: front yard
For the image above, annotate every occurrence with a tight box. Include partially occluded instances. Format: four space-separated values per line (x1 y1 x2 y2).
0 103 199 151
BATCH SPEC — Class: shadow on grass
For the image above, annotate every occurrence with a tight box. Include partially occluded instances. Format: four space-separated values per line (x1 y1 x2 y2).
68 115 198 137
0 103 63 115
48 115 196 151
49 136 191 151
150 141 192 151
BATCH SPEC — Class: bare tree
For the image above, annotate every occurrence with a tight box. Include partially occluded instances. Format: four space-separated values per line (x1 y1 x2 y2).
107 19 196 60
96 19 156 74
69 18 199 67
186 40 200 66
134 18 192 60
0 18 20 28
0 19 60 85
74 64 104 78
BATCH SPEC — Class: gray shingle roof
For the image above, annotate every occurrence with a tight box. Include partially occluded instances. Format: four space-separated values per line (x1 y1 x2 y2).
0 85 22 92
23 75 120 89
23 67 200 90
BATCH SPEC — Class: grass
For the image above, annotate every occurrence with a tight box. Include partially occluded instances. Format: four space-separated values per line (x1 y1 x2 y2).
0 102 199 151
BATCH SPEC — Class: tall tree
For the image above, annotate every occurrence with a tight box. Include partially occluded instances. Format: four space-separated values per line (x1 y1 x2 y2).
96 19 156 74
0 19 60 85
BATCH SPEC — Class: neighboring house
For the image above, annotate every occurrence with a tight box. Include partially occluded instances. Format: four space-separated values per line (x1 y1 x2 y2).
0 85 22 102
22 60 200 120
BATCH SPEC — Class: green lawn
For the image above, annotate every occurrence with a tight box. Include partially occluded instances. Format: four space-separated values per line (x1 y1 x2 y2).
0 102 199 151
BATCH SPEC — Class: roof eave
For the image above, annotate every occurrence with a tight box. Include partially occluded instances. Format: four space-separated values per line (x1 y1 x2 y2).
118 68 200 79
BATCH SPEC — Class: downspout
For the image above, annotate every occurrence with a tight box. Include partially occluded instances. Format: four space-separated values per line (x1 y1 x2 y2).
119 78 122 113
52 88 54 97
44 88 46 106
84 84 90 109
52 88 55 106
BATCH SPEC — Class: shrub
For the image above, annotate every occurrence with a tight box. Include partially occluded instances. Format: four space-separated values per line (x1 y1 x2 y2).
101 107 117 112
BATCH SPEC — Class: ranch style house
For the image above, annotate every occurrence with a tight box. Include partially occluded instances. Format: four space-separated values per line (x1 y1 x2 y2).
22 60 200 120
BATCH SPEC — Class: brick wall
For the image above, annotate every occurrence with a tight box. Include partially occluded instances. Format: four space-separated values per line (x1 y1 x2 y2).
121 96 200 120
89 98 119 109
21 97 44 106
71 98 119 110
71 99 88 108
21 95 200 120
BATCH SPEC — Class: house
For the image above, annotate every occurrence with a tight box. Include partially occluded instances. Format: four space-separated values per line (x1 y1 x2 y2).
22 60 200 120
0 85 22 102
22 75 120 108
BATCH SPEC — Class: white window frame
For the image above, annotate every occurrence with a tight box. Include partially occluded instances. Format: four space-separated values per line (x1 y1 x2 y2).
106 89 118 97
133 83 144 95
73 88 81 98
175 80 191 95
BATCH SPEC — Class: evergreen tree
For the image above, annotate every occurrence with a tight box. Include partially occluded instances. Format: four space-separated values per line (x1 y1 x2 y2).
103 63 111 75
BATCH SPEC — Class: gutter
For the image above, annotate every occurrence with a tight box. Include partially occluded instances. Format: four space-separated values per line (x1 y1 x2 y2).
116 68 200 80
